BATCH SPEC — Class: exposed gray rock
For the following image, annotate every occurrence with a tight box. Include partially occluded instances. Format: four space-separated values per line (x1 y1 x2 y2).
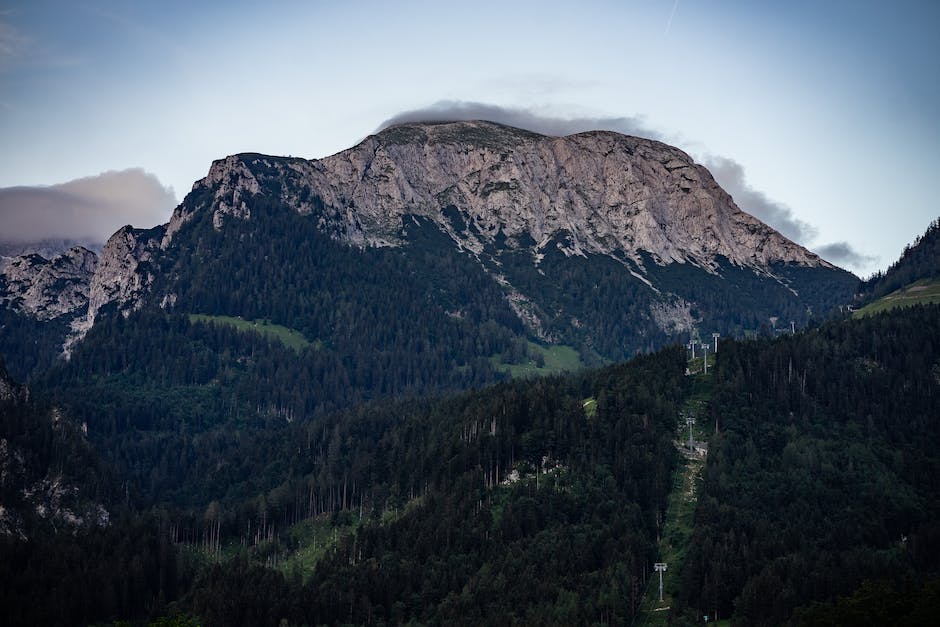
0 238 104 260
195 121 828 271
67 225 163 352
0 246 97 320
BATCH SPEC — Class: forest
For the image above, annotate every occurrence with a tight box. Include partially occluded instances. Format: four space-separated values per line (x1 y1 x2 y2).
858 217 940 301
3 342 687 625
1 205 937 625
2 303 938 625
676 304 940 625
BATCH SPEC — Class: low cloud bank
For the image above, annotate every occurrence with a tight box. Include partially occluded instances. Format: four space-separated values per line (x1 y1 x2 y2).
0 168 177 244
378 100 662 140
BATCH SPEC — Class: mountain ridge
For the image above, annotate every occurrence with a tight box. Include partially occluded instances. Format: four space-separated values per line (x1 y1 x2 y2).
1 120 857 374
195 120 831 269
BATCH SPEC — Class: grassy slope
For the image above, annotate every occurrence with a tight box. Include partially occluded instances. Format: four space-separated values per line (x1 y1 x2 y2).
491 340 586 378
854 278 940 318
638 355 715 626
188 314 314 351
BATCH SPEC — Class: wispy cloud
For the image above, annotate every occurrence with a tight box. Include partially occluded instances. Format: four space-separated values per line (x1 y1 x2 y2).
377 100 662 140
0 13 82 72
702 155 818 243
0 17 30 70
665 0 679 36
0 169 177 244
813 242 878 269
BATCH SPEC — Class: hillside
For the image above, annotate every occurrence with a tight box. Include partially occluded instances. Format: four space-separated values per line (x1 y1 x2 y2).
3 304 939 625
853 277 940 317
677 304 940 625
6 121 909 626
858 216 940 302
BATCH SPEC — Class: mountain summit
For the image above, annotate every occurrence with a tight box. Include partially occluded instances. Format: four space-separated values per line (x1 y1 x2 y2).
188 120 827 268
2 121 857 379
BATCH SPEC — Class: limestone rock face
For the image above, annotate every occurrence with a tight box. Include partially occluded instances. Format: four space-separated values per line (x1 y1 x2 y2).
0 246 97 320
77 226 163 336
199 121 829 270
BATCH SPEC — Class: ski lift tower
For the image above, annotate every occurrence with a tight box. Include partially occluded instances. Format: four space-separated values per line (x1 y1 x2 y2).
687 414 696 453
712 332 720 353
701 343 709 374
654 562 667 601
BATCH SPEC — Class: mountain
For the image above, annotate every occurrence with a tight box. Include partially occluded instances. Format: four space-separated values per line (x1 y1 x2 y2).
0 246 96 321
1 121 857 385
187 120 820 266
0 238 103 260
102 120 854 332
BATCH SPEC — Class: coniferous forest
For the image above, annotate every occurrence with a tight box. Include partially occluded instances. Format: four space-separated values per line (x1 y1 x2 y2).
2 299 940 625
1 208 938 625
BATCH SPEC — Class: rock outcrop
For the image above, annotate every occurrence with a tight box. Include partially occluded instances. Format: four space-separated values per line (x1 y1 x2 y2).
0 246 97 320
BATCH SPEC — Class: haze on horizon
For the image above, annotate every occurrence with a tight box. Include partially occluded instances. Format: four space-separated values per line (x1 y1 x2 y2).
1 0 938 276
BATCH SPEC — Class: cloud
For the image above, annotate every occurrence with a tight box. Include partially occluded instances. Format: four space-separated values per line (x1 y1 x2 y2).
665 0 679 35
0 169 177 244
813 241 878 269
0 18 30 69
702 155 818 243
377 100 663 140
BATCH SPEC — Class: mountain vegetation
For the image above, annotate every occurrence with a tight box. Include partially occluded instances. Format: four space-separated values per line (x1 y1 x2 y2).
3 298 938 625
676 304 940 625
858 216 940 302
0 122 860 387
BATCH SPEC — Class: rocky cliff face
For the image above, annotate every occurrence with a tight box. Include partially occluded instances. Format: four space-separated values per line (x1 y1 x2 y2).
188 121 828 270
0 246 97 321
84 226 162 328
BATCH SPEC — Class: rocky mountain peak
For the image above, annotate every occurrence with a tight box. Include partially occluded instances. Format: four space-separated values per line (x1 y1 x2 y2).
154 119 827 274
284 120 829 269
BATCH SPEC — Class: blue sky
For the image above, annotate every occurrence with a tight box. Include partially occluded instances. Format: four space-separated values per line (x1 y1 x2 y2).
1 0 938 275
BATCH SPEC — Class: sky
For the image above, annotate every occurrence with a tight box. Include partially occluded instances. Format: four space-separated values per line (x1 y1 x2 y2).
1 0 938 276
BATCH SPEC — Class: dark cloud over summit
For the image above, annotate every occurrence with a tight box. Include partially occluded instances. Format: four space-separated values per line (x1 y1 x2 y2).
378 101 662 140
